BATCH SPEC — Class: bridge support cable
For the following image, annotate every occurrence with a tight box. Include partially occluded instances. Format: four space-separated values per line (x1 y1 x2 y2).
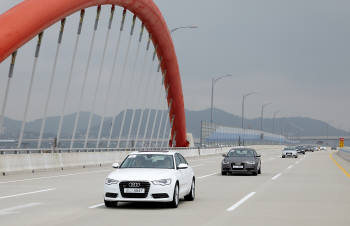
37 19 66 148
134 42 159 147
141 49 160 147
0 0 188 148
95 6 123 148
147 59 166 147
56 9 86 147
115 14 140 149
125 24 148 148
0 51 17 136
159 85 170 147
106 9 128 148
83 6 115 149
155 74 168 147
162 98 173 147
18 32 44 148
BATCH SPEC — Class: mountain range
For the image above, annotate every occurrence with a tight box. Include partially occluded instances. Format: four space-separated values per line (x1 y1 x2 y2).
1 108 349 140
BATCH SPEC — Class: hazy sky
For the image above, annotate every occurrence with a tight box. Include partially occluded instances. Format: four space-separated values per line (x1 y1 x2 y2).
0 0 349 131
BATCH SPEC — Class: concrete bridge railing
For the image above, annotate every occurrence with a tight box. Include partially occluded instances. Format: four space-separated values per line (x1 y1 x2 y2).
0 147 233 175
337 147 350 162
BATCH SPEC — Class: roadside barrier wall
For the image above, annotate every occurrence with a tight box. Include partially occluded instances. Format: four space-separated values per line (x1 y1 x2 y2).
0 145 283 175
337 147 350 162
0 147 233 175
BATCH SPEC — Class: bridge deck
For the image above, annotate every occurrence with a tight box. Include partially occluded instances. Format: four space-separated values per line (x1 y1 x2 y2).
0 148 349 226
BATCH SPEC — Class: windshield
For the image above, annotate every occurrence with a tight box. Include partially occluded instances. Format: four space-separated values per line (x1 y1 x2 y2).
228 149 255 157
284 147 296 150
120 154 174 169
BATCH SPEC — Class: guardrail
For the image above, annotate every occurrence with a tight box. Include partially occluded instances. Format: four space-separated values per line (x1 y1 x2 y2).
337 147 350 162
0 146 235 175
0 145 235 154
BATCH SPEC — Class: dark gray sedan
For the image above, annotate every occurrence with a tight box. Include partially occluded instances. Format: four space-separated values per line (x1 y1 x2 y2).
221 148 261 176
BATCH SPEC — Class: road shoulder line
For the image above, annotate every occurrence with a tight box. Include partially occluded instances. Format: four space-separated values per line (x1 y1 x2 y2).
330 153 350 179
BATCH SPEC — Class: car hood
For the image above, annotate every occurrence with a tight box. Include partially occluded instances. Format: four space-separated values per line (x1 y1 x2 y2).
107 168 175 181
224 156 256 163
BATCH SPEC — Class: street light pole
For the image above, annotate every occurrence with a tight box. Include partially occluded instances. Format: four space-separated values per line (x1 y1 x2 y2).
210 74 233 123
260 103 271 131
241 92 257 130
273 111 280 134
170 26 198 33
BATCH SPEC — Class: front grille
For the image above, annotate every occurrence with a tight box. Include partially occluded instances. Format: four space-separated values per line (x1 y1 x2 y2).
119 181 151 198
105 192 118 198
152 193 169 199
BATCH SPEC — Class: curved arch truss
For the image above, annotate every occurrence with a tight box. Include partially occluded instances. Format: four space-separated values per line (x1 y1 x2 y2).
0 0 189 148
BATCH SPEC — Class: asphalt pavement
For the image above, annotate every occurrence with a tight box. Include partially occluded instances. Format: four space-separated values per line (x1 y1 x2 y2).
0 147 349 226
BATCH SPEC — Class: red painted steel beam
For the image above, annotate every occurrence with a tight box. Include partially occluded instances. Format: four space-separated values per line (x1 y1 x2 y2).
0 0 189 147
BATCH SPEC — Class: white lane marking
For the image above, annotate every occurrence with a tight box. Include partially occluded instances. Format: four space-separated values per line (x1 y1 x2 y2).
287 165 294 169
0 188 56 200
226 192 256 212
295 160 300 164
191 164 203 168
89 203 105 209
0 203 41 216
271 173 282 180
197 172 218 179
0 170 111 184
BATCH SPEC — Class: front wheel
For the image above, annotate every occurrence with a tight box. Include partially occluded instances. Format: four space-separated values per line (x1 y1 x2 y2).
169 183 179 208
258 167 261 174
184 179 195 201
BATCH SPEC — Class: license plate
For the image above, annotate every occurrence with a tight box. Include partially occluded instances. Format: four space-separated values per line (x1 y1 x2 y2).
124 188 145 193
232 165 243 169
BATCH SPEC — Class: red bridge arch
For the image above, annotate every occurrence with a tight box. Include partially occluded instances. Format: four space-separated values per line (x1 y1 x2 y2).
0 0 189 147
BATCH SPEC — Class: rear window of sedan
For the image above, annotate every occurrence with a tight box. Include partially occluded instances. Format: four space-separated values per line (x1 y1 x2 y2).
228 149 255 157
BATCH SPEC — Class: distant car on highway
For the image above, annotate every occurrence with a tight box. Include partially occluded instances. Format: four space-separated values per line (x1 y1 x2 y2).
221 148 261 176
104 151 195 208
320 146 327 151
331 146 337 150
304 145 314 152
296 145 305 155
282 147 298 158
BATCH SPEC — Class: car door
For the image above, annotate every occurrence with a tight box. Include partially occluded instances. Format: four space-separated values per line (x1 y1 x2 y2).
178 154 193 193
175 153 187 196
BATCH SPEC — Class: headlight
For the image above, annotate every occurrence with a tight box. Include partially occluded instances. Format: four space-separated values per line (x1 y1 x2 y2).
105 178 119 185
152 178 172 186
245 161 256 164
223 158 229 164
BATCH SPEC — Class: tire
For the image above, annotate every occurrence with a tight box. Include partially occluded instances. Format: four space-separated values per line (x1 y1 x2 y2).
104 200 118 208
282 156 285 158
252 171 258 176
221 171 227 176
184 179 195 201
169 183 179 208
258 167 261 174
295 155 298 158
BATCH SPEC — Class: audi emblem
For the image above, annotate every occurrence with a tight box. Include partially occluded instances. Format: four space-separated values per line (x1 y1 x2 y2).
128 182 141 187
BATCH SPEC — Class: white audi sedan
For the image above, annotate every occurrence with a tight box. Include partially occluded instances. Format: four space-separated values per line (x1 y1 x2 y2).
104 151 195 208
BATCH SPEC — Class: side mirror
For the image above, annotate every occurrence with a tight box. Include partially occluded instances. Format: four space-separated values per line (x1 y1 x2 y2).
112 163 120 169
177 163 188 169
256 154 261 158
222 154 227 157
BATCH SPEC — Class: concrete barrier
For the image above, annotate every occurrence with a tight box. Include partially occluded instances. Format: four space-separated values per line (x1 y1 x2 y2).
0 145 280 175
337 147 350 162
0 147 234 175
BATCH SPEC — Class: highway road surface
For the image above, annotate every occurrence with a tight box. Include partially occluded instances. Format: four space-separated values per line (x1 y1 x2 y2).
0 148 349 226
